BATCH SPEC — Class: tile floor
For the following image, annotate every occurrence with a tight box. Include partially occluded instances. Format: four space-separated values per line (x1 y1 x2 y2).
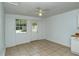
5 39 77 56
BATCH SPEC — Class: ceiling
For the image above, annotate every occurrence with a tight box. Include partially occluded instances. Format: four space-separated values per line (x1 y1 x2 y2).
4 2 79 18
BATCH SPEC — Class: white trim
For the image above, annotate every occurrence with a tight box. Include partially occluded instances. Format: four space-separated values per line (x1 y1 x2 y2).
6 40 31 48
46 39 70 48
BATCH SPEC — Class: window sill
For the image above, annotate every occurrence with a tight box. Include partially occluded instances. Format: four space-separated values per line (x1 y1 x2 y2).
16 32 26 33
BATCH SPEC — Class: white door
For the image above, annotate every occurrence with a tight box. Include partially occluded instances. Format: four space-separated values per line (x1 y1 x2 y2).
31 20 38 41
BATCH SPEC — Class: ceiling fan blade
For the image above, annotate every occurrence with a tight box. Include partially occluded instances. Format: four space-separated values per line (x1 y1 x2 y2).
7 2 19 6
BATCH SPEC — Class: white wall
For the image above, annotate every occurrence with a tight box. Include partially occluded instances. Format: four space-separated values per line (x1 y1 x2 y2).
5 14 46 47
0 3 5 56
5 7 79 48
46 9 79 47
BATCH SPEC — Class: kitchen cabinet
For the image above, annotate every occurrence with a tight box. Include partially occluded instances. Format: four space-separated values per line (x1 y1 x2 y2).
71 37 79 55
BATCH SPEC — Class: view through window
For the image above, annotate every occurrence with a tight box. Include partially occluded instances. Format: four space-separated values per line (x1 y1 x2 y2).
16 19 27 33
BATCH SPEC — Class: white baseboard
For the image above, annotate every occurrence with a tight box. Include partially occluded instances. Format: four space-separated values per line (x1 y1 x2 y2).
6 39 69 48
6 41 30 48
6 43 17 48
6 39 46 48
46 39 70 48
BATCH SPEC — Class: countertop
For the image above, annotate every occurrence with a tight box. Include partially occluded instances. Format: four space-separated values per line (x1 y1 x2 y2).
71 35 79 37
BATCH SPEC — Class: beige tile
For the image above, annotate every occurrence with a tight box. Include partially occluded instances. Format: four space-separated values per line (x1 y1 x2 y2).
5 39 77 56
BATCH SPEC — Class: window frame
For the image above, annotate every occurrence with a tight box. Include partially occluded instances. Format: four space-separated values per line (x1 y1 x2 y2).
16 19 27 33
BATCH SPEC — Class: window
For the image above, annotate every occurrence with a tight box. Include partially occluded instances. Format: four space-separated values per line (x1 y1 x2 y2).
16 19 27 33
32 22 38 32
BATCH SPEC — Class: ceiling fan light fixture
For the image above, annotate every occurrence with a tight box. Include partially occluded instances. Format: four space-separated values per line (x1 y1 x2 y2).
39 9 43 12
36 11 43 16
36 7 46 16
38 13 43 16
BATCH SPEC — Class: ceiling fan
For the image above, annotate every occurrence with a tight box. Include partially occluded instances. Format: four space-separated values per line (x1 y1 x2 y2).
36 7 49 16
7 3 49 17
7 2 19 6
